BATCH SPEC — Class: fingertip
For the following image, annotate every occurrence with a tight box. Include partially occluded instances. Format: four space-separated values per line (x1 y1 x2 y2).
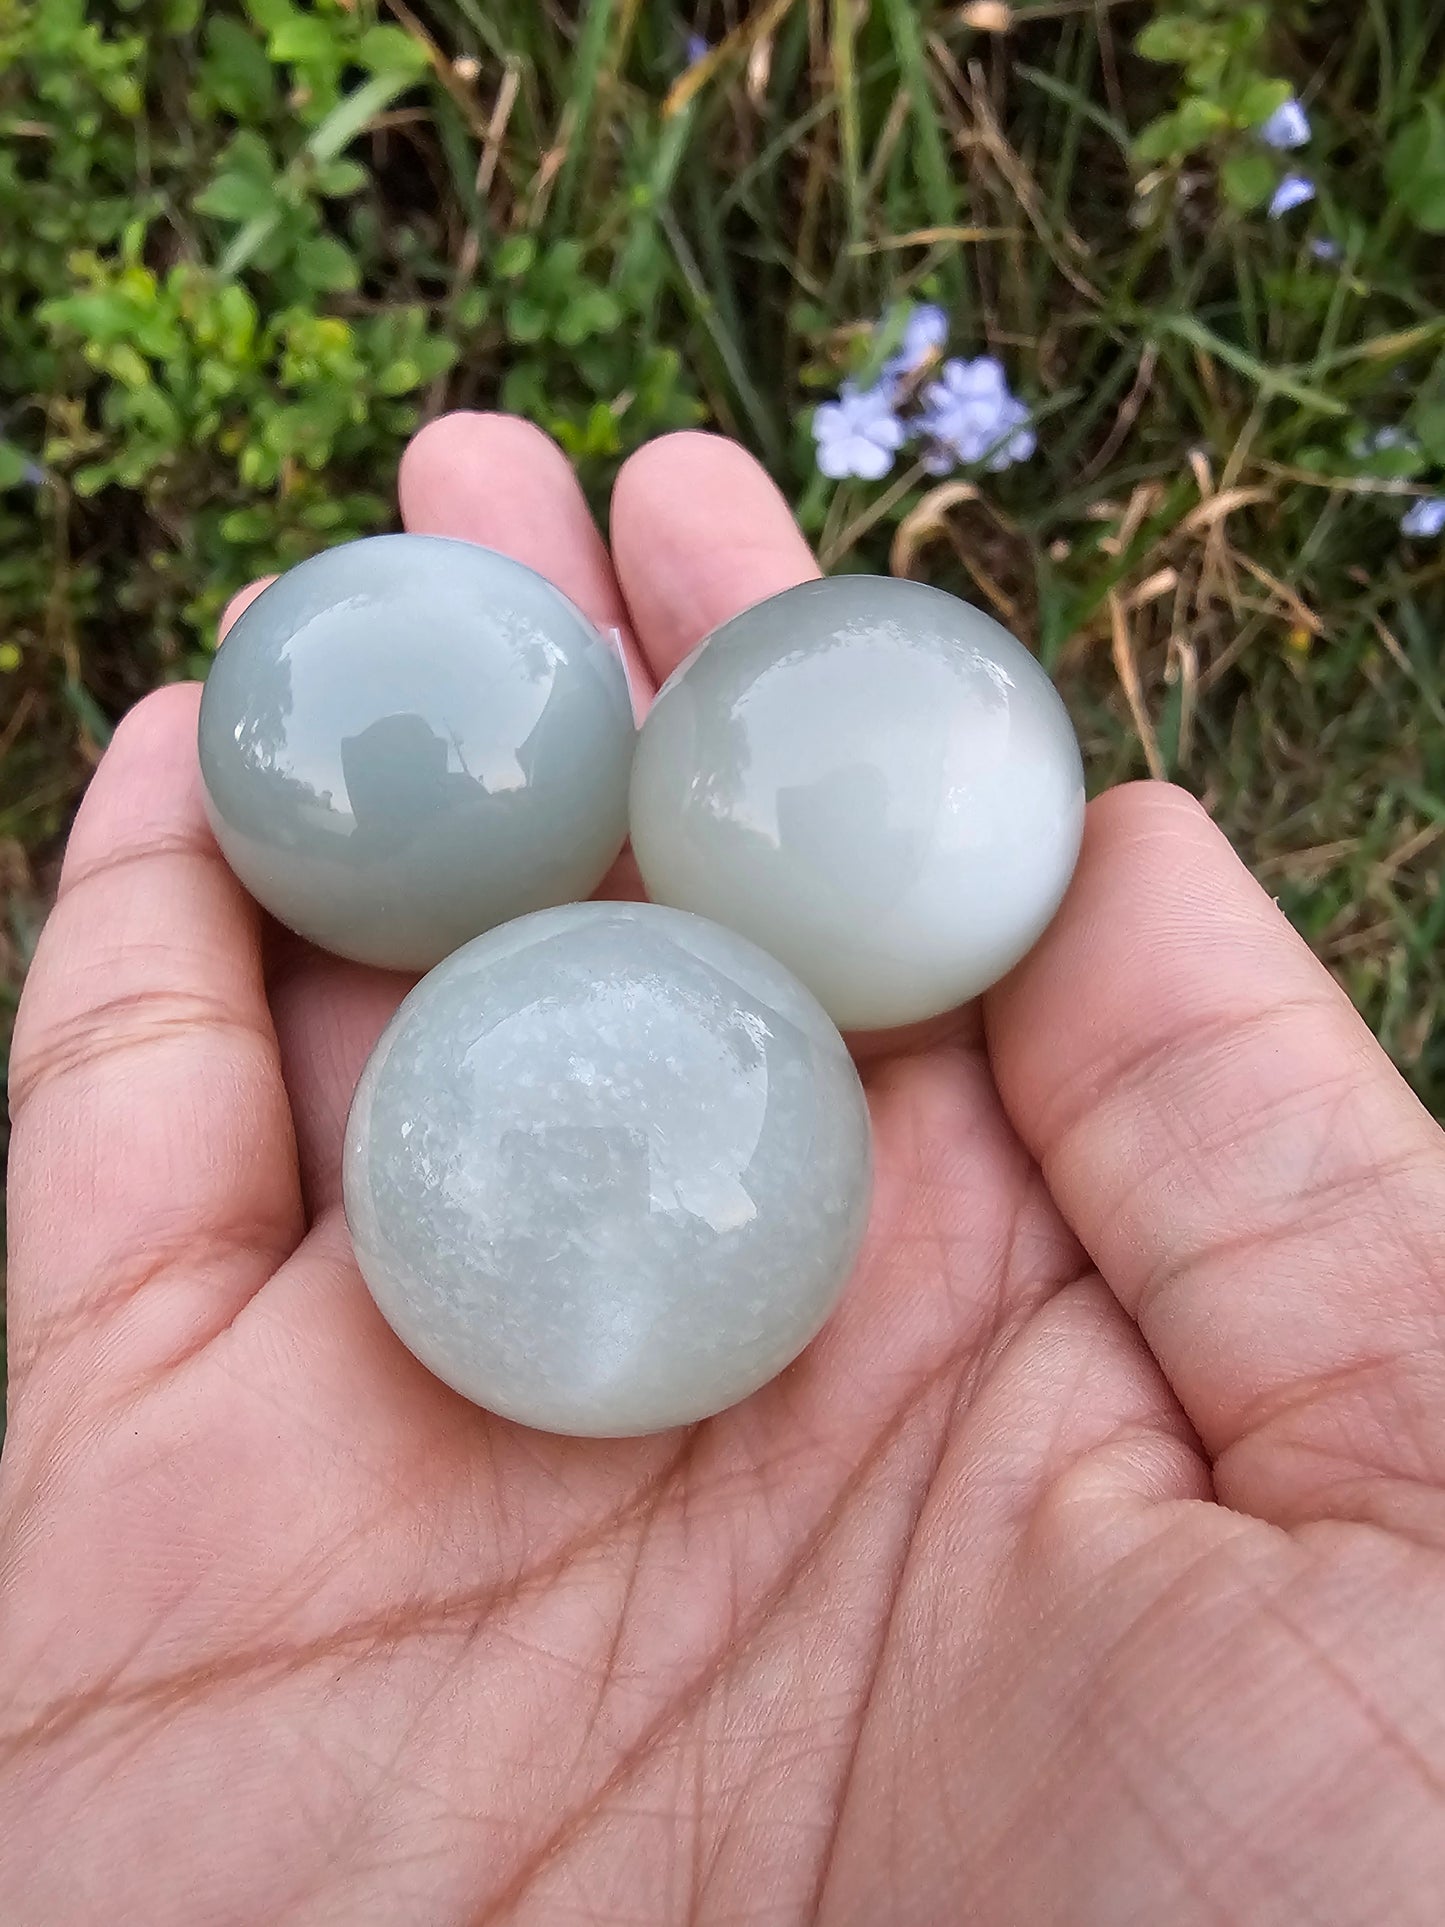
112 678 203 746
611 432 819 683
1083 779 1219 859
398 410 575 534
394 410 648 698
613 429 774 508
219 577 276 642
612 431 812 555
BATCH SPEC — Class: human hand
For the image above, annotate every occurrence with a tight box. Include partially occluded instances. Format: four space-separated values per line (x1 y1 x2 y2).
4 416 1445 1925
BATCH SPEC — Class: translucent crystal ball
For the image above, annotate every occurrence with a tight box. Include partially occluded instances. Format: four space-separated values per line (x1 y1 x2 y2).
343 902 873 1437
629 575 1086 1030
198 535 634 970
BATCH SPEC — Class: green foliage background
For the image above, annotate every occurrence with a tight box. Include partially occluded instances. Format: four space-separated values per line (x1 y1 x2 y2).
2 0 1444 1155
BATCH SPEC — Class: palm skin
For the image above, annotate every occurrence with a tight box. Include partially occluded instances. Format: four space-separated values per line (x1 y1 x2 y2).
5 420 1445 1926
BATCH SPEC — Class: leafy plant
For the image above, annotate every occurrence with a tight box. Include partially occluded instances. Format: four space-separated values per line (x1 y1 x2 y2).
494 238 704 461
1386 98 1445 233
1134 3 1291 160
1130 0 1311 210
0 0 704 691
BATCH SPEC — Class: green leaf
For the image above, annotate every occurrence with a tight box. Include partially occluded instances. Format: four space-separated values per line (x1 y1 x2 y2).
355 24 431 77
103 342 152 389
245 0 293 30
219 71 417 277
314 158 367 197
202 19 277 119
0 442 34 490
41 291 135 345
1388 102 1445 184
455 287 490 329
495 235 537 279
536 240 585 299
1295 443 1338 474
203 129 275 198
412 337 459 381
269 16 336 67
1136 17 1204 65
1414 405 1445 465
1221 151 1275 211
1358 441 1426 481
1134 112 1185 165
295 234 359 291
1406 182 1445 232
1234 76 1291 129
1401 179 1445 233
376 358 421 395
196 169 276 223
1386 103 1445 230
555 287 621 346
1174 95 1230 149
506 294 549 343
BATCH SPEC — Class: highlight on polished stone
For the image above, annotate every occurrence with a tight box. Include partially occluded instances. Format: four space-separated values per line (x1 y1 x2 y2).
629 574 1086 1030
343 902 873 1437
198 534 635 970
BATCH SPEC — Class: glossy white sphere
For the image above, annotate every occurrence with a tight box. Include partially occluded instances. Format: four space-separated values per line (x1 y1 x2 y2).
198 535 634 971
343 902 872 1437
630 575 1086 1029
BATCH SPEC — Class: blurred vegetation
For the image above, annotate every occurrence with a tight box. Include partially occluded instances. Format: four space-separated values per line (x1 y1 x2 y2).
2 0 1444 1193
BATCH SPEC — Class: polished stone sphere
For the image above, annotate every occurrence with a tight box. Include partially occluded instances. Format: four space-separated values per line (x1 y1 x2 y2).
198 535 634 970
343 902 873 1437
630 575 1085 1030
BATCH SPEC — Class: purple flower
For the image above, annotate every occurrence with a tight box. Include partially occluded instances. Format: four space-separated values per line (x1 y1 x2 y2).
1269 173 1316 218
1260 97 1311 151
813 382 906 481
1309 237 1343 262
684 31 709 68
882 303 949 387
918 357 1036 474
1401 498 1445 540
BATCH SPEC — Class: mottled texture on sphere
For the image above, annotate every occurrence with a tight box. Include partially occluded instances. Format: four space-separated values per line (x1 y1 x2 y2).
630 575 1086 1030
343 902 873 1437
198 535 634 970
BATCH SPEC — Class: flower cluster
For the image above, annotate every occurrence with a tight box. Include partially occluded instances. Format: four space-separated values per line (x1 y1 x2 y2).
1259 96 1321 222
812 304 1036 483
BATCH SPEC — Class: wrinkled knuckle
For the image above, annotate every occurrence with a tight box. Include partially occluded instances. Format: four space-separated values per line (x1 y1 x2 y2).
9 989 245 1119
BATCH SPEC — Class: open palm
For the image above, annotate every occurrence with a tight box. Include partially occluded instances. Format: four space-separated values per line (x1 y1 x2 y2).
5 417 1445 1925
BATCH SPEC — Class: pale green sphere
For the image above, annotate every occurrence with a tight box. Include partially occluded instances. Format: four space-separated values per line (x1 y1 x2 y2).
199 535 634 970
343 902 873 1437
630 576 1085 1029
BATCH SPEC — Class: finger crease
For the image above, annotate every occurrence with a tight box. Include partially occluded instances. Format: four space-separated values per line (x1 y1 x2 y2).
11 992 279 1118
